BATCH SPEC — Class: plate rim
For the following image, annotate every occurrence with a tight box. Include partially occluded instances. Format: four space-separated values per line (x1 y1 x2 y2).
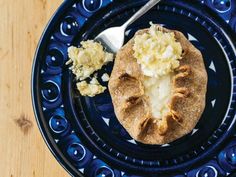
31 0 83 176
31 0 236 176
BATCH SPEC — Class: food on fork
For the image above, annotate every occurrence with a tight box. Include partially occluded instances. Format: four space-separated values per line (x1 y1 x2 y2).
108 24 208 144
67 40 113 97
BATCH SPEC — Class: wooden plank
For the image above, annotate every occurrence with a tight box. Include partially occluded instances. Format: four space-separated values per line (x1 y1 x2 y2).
0 0 70 176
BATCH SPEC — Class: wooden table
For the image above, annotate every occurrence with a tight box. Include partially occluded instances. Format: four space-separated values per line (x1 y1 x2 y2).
0 0 70 176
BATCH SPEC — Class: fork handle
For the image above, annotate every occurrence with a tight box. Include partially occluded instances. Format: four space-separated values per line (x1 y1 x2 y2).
122 0 161 29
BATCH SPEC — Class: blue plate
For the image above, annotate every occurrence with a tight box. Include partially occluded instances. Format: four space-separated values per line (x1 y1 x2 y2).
32 0 236 176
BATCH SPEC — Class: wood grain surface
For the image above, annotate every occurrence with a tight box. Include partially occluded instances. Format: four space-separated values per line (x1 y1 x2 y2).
0 0 70 176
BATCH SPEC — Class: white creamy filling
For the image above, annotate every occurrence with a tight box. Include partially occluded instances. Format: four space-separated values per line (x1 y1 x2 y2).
143 75 172 119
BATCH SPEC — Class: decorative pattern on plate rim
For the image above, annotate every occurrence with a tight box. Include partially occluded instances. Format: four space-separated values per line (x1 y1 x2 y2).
32 0 236 176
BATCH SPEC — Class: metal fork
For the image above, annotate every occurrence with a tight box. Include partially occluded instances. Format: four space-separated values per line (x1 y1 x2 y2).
95 0 161 53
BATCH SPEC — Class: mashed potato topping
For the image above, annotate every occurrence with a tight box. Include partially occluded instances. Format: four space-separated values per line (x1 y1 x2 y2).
67 40 113 97
133 24 182 78
133 24 182 119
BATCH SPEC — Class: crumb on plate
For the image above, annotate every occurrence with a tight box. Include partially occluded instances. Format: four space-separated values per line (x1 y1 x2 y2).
101 73 110 82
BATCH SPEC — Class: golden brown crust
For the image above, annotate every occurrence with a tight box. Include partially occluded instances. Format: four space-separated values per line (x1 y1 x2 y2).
108 26 208 144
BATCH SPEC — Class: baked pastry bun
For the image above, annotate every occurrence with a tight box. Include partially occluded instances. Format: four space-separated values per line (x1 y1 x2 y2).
108 25 207 145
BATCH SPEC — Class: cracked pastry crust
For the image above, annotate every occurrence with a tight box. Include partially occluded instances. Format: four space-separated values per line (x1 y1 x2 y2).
108 27 208 144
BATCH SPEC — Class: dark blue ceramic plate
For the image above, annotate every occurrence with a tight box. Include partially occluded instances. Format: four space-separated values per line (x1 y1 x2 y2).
32 0 236 176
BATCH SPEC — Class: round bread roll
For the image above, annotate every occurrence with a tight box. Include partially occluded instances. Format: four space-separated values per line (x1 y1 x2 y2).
108 26 208 145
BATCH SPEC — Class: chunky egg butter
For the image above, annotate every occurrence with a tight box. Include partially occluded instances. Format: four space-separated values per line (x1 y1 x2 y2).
67 40 113 97
133 24 182 78
67 40 113 81
76 78 106 97
133 24 182 119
